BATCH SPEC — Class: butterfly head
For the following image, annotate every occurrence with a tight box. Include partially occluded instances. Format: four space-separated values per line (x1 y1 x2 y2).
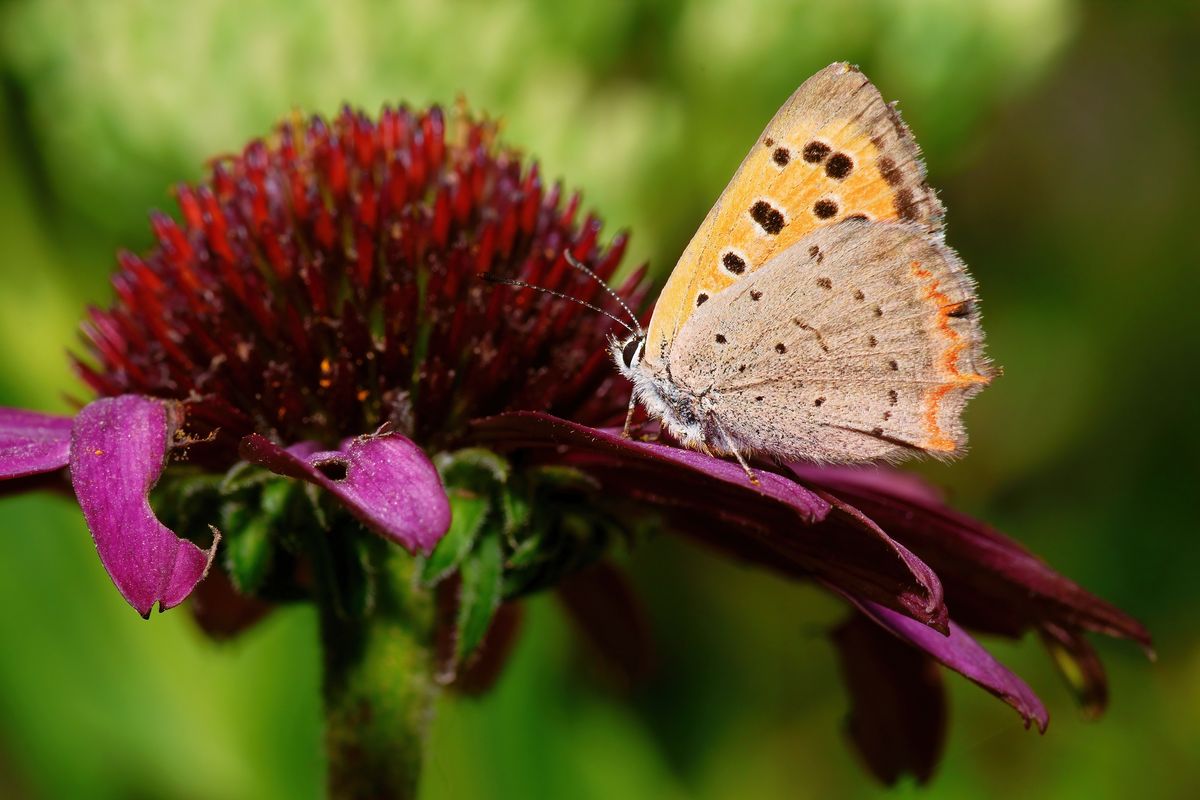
612 330 647 378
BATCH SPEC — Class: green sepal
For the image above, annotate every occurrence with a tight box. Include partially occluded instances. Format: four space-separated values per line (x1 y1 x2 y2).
220 501 274 594
219 460 279 493
505 525 546 570
420 489 490 587
435 447 510 493
523 464 600 492
499 488 530 541
454 527 503 665
503 512 629 599
149 468 223 544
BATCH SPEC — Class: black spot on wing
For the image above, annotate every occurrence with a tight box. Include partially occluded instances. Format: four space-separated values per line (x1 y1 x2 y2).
803 141 830 163
749 201 786 234
825 152 854 179
813 199 839 219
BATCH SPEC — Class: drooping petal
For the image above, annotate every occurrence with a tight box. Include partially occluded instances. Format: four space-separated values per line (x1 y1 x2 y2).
557 561 656 690
69 395 217 618
832 613 947 785
848 595 1049 732
1041 622 1109 719
471 412 948 630
0 407 73 479
791 464 1151 649
239 431 451 554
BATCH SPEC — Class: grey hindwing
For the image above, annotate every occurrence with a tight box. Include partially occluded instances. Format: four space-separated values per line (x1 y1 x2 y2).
668 219 989 463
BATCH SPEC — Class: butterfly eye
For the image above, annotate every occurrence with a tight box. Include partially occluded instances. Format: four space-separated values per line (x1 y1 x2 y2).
621 336 644 369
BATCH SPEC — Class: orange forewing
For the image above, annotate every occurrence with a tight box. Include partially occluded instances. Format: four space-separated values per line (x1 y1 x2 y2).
646 63 943 360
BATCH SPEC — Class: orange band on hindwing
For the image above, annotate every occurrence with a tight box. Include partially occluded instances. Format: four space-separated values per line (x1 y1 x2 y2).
908 261 989 451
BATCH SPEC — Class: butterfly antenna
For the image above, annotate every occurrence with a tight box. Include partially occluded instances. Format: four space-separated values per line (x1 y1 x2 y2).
563 251 644 335
478 274 637 335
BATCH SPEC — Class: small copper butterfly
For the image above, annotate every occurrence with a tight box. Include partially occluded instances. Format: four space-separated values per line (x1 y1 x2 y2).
611 62 992 477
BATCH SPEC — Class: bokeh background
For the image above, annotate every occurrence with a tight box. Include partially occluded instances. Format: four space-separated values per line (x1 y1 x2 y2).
1 0 1197 797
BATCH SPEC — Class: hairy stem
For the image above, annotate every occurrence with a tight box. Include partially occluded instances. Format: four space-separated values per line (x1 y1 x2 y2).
317 541 437 799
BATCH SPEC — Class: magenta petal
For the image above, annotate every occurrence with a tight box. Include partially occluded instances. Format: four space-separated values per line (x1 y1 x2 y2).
0 407 73 479
471 413 948 630
849 596 1049 732
69 396 217 617
791 464 1151 648
470 412 830 520
815 489 949 633
239 432 450 554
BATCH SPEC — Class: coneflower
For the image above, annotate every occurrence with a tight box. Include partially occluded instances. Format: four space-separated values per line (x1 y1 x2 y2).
0 101 1148 797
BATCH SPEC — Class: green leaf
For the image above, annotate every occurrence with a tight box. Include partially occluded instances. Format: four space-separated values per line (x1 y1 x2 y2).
420 490 490 586
455 529 503 665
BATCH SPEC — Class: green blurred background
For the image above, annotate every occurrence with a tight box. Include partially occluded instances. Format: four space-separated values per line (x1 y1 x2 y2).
1 0 1197 797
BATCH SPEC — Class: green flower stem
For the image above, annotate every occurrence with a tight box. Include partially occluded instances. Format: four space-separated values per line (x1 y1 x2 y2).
317 543 438 800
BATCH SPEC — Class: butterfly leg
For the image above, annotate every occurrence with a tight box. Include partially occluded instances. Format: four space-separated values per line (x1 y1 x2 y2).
709 422 759 485
621 394 637 438
730 446 760 485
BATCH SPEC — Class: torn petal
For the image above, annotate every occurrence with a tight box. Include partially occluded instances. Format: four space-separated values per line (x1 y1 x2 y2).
850 596 1049 732
69 395 217 617
239 431 450 554
0 407 73 479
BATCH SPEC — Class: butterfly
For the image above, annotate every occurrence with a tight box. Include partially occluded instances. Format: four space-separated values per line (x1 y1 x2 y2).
609 62 992 479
